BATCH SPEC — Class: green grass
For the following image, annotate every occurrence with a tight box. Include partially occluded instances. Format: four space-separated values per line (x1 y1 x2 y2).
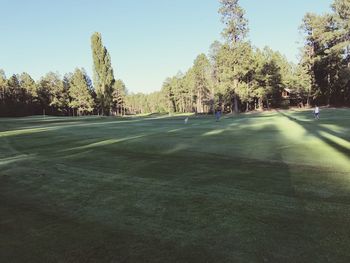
1 109 350 262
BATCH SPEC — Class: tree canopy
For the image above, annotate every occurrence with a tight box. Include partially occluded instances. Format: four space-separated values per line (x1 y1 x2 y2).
1 0 349 117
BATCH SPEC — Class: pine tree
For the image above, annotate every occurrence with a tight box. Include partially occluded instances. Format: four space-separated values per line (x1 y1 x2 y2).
301 9 349 106
162 77 176 114
19 72 37 104
112 79 127 116
332 0 350 59
39 72 68 115
218 0 249 112
69 68 95 116
0 70 6 107
192 54 211 113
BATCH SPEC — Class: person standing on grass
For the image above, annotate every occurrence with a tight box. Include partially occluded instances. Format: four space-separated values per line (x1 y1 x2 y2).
215 109 222 122
314 105 320 120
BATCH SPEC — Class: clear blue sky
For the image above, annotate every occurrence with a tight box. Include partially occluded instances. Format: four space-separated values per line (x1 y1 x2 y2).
0 0 333 93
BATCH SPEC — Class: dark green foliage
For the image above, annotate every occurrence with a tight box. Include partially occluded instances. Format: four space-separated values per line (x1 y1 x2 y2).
219 0 248 44
1 0 349 117
192 54 212 113
0 31 125 117
112 79 127 116
218 0 249 112
0 72 39 116
39 72 69 115
69 68 95 116
91 32 115 115
148 0 349 115
300 1 350 106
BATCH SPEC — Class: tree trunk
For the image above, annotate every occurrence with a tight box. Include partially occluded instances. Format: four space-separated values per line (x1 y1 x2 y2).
306 96 311 107
197 90 201 113
266 98 270 110
327 73 331 106
233 78 239 113
258 98 263 110
233 94 239 113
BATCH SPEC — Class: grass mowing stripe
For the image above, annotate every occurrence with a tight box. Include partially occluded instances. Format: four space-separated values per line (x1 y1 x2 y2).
1 108 350 262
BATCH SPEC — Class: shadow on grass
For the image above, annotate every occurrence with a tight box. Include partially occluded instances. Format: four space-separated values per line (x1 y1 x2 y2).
0 115 180 136
276 110 350 159
0 191 223 263
1 114 350 262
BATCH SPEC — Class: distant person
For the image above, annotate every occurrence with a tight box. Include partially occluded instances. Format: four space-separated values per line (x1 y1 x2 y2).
314 106 320 120
215 109 222 122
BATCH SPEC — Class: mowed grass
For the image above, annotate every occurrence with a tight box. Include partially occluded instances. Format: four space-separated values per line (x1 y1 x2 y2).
0 109 350 262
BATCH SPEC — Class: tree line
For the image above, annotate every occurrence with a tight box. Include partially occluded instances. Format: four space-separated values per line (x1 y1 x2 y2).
0 32 128 117
129 0 350 114
1 0 349 117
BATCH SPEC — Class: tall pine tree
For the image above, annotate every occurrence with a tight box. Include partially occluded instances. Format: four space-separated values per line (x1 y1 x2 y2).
218 0 249 112
69 68 95 116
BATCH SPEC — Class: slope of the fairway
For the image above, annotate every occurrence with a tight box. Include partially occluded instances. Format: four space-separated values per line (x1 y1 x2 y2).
0 109 350 262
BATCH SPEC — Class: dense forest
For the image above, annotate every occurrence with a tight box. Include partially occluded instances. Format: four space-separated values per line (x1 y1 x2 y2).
1 0 349 117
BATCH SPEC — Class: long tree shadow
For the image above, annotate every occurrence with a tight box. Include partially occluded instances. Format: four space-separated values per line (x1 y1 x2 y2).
276 110 350 159
1 114 350 262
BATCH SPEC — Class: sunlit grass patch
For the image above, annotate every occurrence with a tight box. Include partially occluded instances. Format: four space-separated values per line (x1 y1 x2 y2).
0 109 349 262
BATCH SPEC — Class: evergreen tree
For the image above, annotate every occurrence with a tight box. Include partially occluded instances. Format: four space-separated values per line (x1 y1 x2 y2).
18 72 38 115
91 32 115 115
301 8 349 106
112 79 127 116
69 68 95 116
332 0 350 105
183 68 196 112
209 41 223 112
0 70 7 113
8 75 24 104
19 72 37 104
219 0 248 43
162 77 176 114
192 54 212 113
39 72 68 115
332 0 350 60
218 0 249 112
